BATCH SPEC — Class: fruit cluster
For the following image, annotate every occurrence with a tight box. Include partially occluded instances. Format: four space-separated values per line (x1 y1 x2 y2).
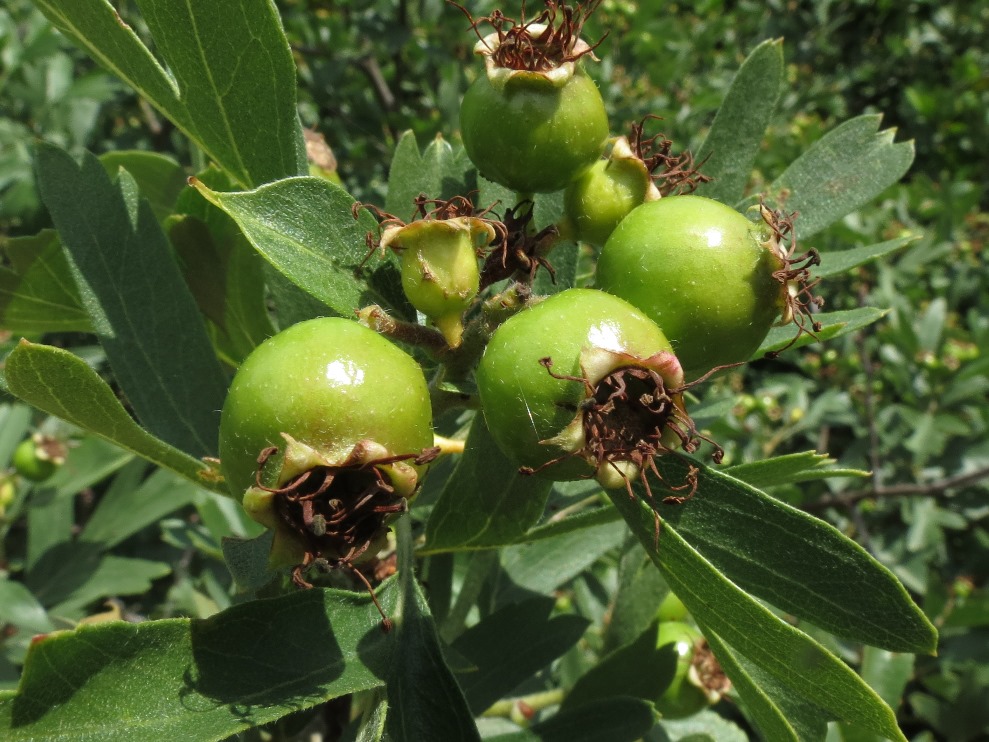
217 2 821 658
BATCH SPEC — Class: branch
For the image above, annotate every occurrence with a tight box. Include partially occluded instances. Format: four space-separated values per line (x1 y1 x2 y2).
804 464 989 512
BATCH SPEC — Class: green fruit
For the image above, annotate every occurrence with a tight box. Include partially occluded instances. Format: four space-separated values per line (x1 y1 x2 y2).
220 318 434 498
654 622 714 719
218 318 434 573
476 288 691 488
563 136 657 247
656 591 689 623
380 216 492 348
460 68 608 194
12 436 62 482
597 195 788 380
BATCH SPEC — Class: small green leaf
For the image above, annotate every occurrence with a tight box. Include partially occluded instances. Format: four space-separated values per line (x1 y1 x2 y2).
725 451 869 489
757 115 914 238
0 578 56 635
422 415 552 553
385 132 476 217
452 597 589 713
193 176 411 319
815 235 920 277
562 620 673 711
220 531 276 592
756 307 889 357
486 697 655 742
80 468 203 549
99 151 186 221
695 39 784 205
35 144 229 459
608 489 907 742
45 556 172 618
0 230 91 334
387 519 480 742
3 340 224 493
0 585 398 741
653 457 937 654
32 0 305 186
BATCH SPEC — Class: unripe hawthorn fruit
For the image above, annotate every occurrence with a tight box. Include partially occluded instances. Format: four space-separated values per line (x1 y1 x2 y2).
654 621 729 719
458 6 609 193
476 288 703 492
597 195 820 380
218 318 434 579
563 121 710 247
12 435 66 482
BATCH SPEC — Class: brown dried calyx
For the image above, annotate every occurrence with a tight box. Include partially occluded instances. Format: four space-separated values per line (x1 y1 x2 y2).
450 1 606 72
625 115 713 198
759 203 825 357
479 200 559 288
247 437 438 630
523 350 723 543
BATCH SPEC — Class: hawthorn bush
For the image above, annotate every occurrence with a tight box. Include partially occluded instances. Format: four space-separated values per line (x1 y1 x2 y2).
1 2 986 741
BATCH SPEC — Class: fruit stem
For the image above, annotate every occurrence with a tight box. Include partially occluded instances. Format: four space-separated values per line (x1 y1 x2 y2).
481 688 565 721
433 434 466 456
356 305 449 355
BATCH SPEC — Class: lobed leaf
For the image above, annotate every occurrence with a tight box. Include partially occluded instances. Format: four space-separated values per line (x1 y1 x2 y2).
35 144 229 459
695 38 784 205
2 340 223 493
32 0 305 186
99 151 186 221
385 132 476 218
756 115 914 238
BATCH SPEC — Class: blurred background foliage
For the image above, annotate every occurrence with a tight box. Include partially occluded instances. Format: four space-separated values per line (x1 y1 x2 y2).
2 0 988 738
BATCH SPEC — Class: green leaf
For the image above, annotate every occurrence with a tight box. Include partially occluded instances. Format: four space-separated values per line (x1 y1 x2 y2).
80 468 202 549
757 115 914 238
695 39 784 205
838 648 915 742
486 697 655 742
607 488 907 742
44 555 172 618
451 597 589 713
34 144 229 459
385 131 476 217
220 531 276 592
171 167 276 365
0 230 91 334
32 0 304 186
756 307 889 357
193 175 411 319
725 451 869 489
99 151 186 221
0 578 56 635
651 457 936 653
387 518 480 742
3 340 224 493
422 414 552 554
659 710 753 742
562 620 674 711
815 235 920 278
497 520 626 601
0 585 398 741
700 629 828 742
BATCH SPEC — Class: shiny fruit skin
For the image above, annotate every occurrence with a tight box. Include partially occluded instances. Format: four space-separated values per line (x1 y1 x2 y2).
654 621 709 719
460 70 609 194
597 195 786 380
218 318 433 499
476 288 675 479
